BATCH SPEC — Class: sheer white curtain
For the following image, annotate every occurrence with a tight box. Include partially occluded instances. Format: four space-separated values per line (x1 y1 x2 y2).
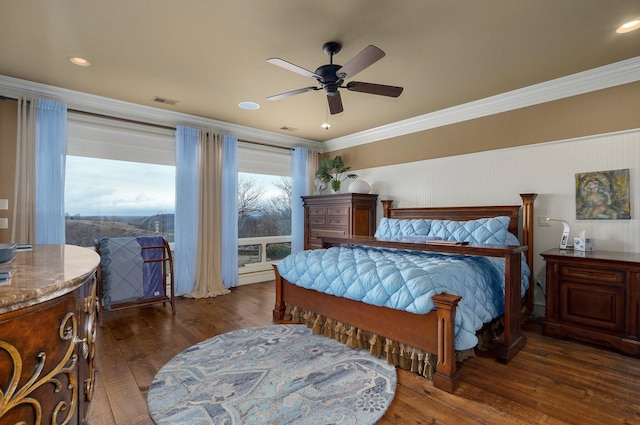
174 126 200 295
34 99 67 244
291 148 318 253
221 135 238 289
190 131 230 298
12 97 36 244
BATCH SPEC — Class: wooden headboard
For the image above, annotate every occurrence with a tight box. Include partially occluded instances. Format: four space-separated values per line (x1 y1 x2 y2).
380 193 537 311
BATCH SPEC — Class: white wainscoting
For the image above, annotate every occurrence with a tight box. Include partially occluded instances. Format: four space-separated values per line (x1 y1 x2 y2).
353 129 640 313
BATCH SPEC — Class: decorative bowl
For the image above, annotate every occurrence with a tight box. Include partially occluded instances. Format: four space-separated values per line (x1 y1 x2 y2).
0 244 17 264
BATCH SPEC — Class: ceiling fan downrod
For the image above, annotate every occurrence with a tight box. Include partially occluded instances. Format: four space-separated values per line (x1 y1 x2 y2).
318 42 343 96
322 41 341 62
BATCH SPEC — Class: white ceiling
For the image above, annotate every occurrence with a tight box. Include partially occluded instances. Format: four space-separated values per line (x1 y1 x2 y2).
1 0 639 143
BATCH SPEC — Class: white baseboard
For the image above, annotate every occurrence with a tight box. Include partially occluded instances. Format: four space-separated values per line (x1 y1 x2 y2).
238 269 276 286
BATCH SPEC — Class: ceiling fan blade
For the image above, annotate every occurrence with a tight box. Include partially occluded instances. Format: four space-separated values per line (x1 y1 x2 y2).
327 91 344 115
336 45 385 79
267 58 319 78
346 81 403 97
267 86 319 101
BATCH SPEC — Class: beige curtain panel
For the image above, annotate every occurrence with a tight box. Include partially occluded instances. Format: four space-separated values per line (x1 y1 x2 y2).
189 131 230 299
11 97 36 244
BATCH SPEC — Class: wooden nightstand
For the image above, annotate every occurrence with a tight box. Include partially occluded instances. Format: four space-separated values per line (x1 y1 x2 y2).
541 248 640 357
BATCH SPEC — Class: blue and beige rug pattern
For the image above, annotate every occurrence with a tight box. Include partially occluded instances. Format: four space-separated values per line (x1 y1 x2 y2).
147 324 397 424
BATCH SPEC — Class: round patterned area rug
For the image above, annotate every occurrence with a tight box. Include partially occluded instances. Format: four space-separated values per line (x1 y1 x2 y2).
147 324 397 425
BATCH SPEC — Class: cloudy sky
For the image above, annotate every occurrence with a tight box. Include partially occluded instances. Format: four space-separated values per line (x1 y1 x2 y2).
65 156 176 217
65 156 285 217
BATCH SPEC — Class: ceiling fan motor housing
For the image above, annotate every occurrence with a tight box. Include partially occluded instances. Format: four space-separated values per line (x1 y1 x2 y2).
315 64 343 96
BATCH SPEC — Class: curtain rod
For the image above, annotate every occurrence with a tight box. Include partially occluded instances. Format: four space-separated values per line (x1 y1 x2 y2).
71 108 176 131
73 109 293 152
1 95 169 129
1 94 293 152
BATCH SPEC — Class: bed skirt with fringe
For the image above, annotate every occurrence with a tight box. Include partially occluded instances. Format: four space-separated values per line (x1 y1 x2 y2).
284 304 501 380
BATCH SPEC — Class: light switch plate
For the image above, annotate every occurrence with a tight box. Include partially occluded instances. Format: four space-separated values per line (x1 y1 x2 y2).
538 216 550 226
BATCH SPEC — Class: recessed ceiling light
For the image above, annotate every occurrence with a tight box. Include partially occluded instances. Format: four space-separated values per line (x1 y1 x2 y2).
239 101 260 110
68 56 91 67
321 123 331 130
616 19 640 33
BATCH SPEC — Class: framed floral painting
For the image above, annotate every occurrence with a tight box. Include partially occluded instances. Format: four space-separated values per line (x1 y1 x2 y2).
575 168 630 220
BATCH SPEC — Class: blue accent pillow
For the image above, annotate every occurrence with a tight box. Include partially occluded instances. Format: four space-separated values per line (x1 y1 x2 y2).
503 232 520 246
426 216 511 244
375 218 432 239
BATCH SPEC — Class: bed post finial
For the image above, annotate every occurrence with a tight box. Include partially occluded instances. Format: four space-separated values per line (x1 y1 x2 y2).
381 200 393 218
519 193 537 313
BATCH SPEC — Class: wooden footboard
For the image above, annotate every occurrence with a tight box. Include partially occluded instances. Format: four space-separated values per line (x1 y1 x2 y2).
273 266 462 393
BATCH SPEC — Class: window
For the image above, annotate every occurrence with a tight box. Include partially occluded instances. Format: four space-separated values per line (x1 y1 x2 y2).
64 114 292 285
65 113 175 247
65 156 175 247
237 172 291 266
237 144 292 275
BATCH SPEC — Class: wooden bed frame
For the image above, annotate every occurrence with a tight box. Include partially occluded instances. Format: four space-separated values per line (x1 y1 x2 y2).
273 193 536 393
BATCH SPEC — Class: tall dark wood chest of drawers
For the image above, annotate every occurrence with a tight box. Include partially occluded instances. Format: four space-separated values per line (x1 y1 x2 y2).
541 248 640 357
302 193 378 250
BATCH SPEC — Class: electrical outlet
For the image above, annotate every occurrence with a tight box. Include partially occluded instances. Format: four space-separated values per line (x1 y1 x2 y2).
538 216 550 226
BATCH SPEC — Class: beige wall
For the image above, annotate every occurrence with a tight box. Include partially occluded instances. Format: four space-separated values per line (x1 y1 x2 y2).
0 100 17 243
327 81 640 169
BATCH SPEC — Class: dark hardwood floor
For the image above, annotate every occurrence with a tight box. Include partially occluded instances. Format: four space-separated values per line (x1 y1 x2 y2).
89 281 640 424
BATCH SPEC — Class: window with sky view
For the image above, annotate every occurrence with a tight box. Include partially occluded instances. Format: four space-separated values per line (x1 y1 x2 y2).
64 156 292 260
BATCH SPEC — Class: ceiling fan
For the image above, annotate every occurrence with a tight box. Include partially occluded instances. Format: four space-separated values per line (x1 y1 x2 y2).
266 42 403 115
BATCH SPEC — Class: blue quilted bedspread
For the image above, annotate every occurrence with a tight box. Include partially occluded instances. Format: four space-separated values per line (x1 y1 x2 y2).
276 246 528 351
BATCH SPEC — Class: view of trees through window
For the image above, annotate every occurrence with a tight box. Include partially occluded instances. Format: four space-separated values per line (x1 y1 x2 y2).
238 173 291 238
64 157 291 266
237 173 292 266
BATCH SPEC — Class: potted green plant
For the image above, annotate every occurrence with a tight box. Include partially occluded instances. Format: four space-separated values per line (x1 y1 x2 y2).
315 155 358 193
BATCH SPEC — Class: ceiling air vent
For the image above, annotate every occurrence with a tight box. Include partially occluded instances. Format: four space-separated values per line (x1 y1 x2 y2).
279 126 298 132
152 96 179 106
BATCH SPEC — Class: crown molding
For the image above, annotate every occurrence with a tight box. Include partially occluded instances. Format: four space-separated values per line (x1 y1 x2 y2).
3 56 639 154
324 56 640 151
0 74 324 151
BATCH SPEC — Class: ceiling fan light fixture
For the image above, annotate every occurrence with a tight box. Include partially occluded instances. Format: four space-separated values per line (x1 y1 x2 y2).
325 85 339 96
616 19 640 33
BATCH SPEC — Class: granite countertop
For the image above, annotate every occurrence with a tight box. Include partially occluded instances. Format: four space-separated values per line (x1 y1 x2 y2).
0 244 100 314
